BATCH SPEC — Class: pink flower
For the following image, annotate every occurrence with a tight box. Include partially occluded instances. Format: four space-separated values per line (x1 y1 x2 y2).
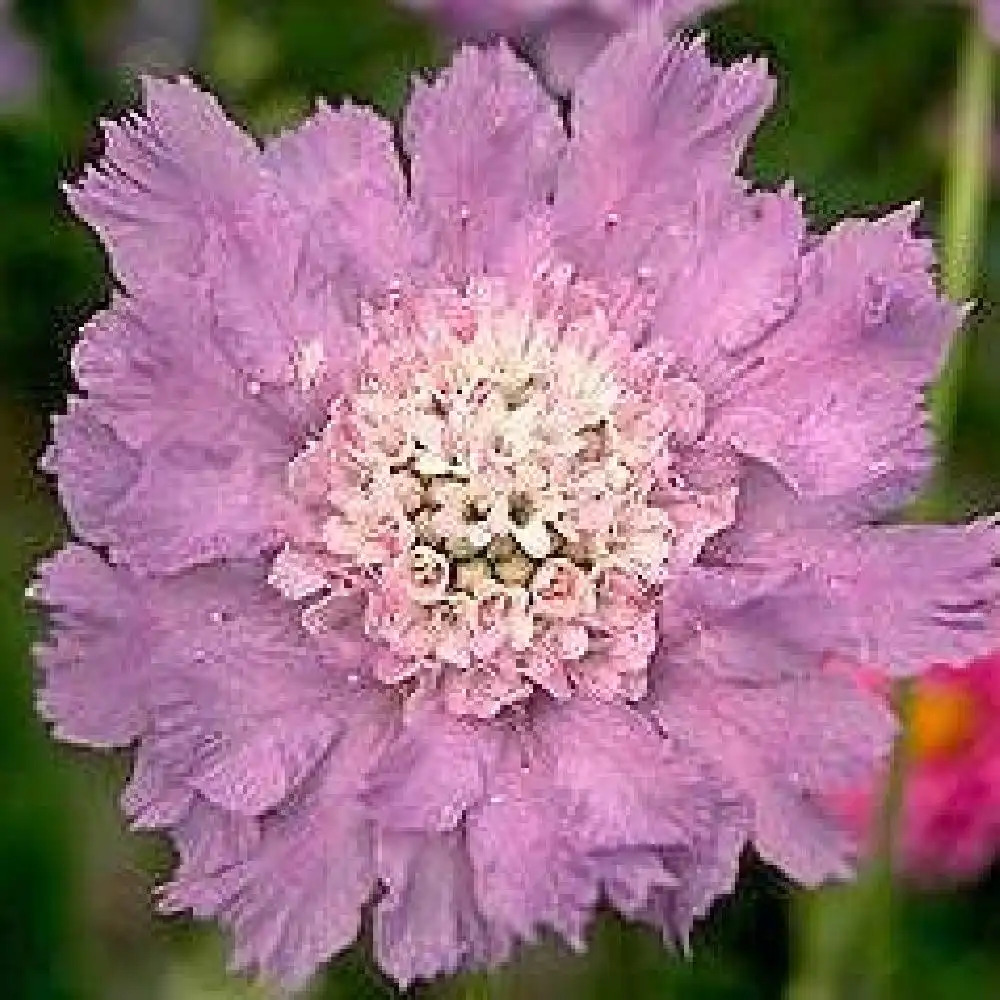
0 0 39 107
32 12 1000 991
401 0 729 90
980 0 1000 43
834 653 1000 883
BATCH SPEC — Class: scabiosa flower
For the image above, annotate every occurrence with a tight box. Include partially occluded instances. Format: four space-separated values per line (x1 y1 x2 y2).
401 0 728 90
33 13 1000 991
834 653 1000 883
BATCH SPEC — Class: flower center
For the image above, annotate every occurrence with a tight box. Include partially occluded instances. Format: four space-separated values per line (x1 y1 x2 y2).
907 681 979 762
272 274 734 717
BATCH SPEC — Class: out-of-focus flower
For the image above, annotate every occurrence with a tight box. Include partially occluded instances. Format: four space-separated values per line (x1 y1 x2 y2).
834 653 1000 883
0 0 39 108
33 11 1000 991
401 0 729 90
1 0 208 111
114 0 205 79
978 0 1000 43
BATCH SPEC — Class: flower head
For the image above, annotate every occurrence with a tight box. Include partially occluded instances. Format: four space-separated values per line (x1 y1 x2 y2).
834 653 1000 883
274 275 727 716
401 0 729 90
34 14 1000 991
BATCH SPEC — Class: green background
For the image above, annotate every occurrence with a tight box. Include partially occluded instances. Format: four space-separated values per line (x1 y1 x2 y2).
1 1 998 998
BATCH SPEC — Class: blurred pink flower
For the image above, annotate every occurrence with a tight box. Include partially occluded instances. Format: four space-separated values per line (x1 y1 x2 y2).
401 0 729 90
113 0 205 77
0 0 39 107
979 0 1000 42
1 0 208 109
833 652 1000 883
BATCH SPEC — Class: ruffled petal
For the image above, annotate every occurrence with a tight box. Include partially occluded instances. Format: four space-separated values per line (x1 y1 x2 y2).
161 716 389 990
66 78 319 381
42 398 288 574
56 278 313 573
123 731 200 829
554 26 774 279
711 207 957 504
467 699 748 948
643 816 749 943
650 185 804 380
169 802 372 990
774 523 1000 674
137 564 360 816
404 44 565 283
362 704 502 833
42 400 140 538
33 545 149 747
706 455 921 563
170 797 262 881
466 744 599 949
66 77 255 284
189 719 338 817
71 280 311 450
679 447 1000 678
592 849 680 918
533 699 728 851
374 831 504 987
696 478 1000 677
38 550 361 819
653 661 893 884
263 100 426 309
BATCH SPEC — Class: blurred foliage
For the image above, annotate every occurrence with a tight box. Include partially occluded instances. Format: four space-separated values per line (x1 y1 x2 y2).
788 862 1000 1000
2 1 1000 999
